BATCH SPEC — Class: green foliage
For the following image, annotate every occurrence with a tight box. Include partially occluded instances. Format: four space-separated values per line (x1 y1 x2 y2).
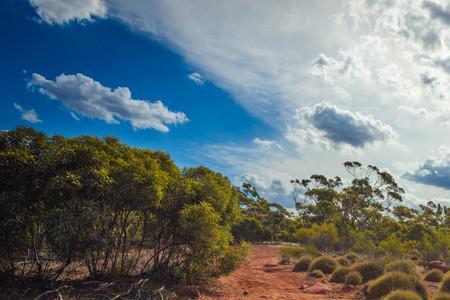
424 269 444 282
385 260 419 277
293 256 312 272
352 260 385 283
0 128 246 283
337 256 351 266
434 292 450 300
380 235 411 257
367 272 428 300
345 271 363 285
279 245 305 259
295 223 339 251
440 272 450 293
330 266 351 283
308 256 337 274
383 290 422 300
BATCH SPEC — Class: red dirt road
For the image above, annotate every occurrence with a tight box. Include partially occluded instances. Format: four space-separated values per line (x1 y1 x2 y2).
200 245 360 300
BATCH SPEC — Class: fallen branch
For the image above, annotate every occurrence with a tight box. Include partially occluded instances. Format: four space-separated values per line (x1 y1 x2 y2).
33 285 69 300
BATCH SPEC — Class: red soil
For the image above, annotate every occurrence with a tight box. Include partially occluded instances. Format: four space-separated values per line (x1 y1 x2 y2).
200 245 361 300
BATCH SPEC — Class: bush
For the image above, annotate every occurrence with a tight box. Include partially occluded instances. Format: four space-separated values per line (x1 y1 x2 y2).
330 266 351 283
424 269 443 282
367 272 428 300
308 256 337 274
293 256 312 272
441 272 450 293
337 256 351 266
279 245 305 259
434 292 450 300
383 290 422 300
309 269 325 279
345 252 359 263
352 260 385 282
345 271 363 285
295 223 339 251
279 256 291 265
386 260 419 277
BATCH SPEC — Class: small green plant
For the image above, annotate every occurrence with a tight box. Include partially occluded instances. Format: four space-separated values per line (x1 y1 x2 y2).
367 272 428 300
383 290 422 300
345 252 359 263
440 272 450 293
385 260 419 277
433 292 450 300
279 245 305 259
345 271 363 285
330 266 351 283
337 256 351 266
424 269 443 282
293 256 312 272
308 256 337 274
309 269 325 278
352 260 385 282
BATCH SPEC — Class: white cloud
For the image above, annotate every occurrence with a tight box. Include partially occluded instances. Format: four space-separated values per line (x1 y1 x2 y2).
14 103 42 124
29 73 188 132
70 112 80 121
188 72 204 85
29 0 106 24
252 138 282 150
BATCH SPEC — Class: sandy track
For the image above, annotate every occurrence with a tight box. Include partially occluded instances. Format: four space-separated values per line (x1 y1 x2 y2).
200 245 359 300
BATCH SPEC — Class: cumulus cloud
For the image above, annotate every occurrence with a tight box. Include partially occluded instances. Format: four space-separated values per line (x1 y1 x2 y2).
288 102 396 148
252 138 282 150
424 1 450 25
187 72 204 85
29 73 188 132
29 0 106 24
14 103 42 124
403 147 450 189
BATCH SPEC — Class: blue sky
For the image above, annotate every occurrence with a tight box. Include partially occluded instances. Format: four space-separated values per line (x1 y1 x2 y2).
3 0 450 208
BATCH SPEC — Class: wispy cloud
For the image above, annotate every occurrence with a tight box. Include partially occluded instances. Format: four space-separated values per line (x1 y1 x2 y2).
29 0 106 24
188 72 204 85
14 103 42 124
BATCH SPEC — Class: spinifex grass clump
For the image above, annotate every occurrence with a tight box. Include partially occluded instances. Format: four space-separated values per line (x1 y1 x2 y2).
385 260 419 277
383 290 422 300
293 256 312 272
367 272 428 300
336 256 351 266
433 292 450 300
441 272 450 293
345 271 363 285
309 269 325 279
424 269 444 282
330 266 351 283
308 256 337 274
352 260 385 283
345 252 359 263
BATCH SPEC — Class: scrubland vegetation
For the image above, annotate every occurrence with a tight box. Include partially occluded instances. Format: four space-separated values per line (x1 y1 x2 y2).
4 127 450 300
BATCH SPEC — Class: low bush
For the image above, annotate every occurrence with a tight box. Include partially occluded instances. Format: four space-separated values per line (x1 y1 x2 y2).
293 256 312 272
308 256 337 274
345 271 363 285
367 272 428 300
424 269 443 282
279 245 305 259
337 256 351 266
434 292 450 300
345 252 359 263
383 290 422 300
386 260 419 277
330 266 351 283
441 272 450 293
278 256 291 265
352 260 385 282
309 269 325 279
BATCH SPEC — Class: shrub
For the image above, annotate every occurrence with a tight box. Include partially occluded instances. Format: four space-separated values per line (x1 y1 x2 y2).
308 256 337 274
367 272 428 300
330 266 351 283
345 271 363 285
352 260 385 282
383 290 422 300
434 292 450 300
295 223 339 251
279 256 291 265
293 256 312 272
345 252 359 263
337 256 351 266
386 260 419 277
424 269 443 282
279 245 305 259
309 269 325 279
441 272 450 293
